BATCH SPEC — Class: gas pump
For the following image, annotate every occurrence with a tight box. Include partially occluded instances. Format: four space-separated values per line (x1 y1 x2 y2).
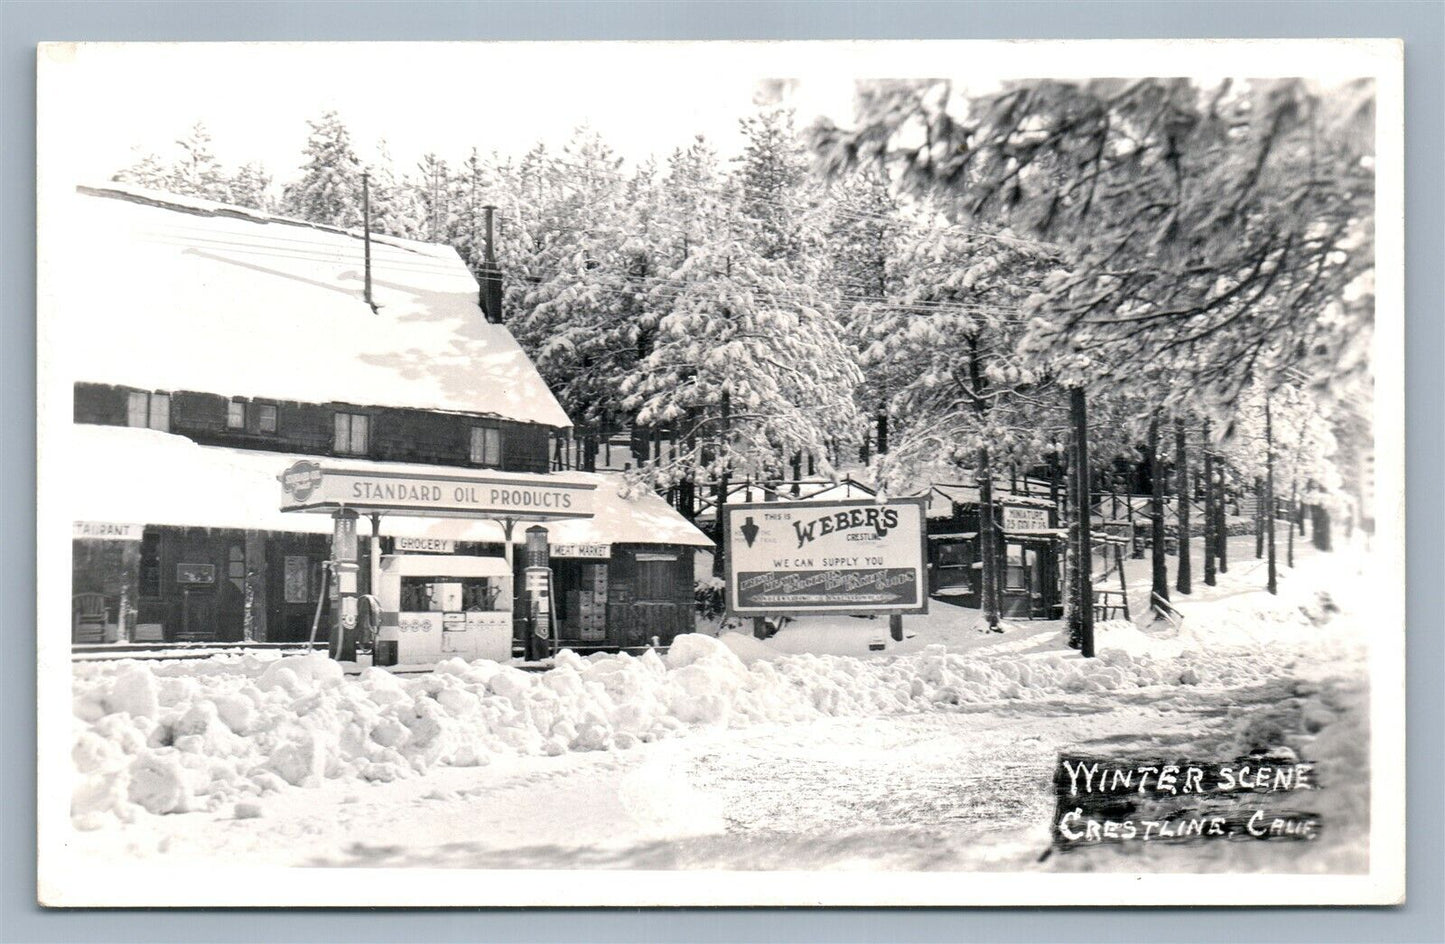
523 525 555 661
371 554 512 666
330 510 360 662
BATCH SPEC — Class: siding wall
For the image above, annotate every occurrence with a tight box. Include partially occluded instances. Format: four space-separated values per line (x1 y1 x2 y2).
605 545 695 647
75 382 553 473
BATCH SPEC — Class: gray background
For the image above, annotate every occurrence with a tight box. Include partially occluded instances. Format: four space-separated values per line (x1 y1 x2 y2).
2 2 1440 941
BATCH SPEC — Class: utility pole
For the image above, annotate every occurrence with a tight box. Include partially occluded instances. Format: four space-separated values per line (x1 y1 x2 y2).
361 171 375 312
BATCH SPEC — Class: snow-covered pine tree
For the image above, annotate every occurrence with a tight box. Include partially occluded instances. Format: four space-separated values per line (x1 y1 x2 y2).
1217 375 1346 581
623 155 861 576
414 153 453 243
813 77 1374 408
500 130 639 457
624 136 724 502
446 147 508 277
826 167 908 464
858 213 1062 630
282 110 365 229
736 107 810 265
112 149 171 191
816 76 1372 627
365 139 422 239
227 162 274 212
169 122 230 202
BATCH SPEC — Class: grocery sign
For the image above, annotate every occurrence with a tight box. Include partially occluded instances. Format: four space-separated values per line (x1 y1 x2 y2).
724 498 928 616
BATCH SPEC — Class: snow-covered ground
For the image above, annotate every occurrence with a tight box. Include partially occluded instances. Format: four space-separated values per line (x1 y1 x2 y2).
64 530 1372 876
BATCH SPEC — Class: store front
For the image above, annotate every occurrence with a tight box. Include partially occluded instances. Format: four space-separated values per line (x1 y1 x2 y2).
70 425 710 654
925 495 1064 620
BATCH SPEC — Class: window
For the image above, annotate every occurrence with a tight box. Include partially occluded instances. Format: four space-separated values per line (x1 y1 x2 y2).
257 403 278 433
935 541 972 569
127 391 170 431
227 545 246 591
1005 544 1036 592
469 425 501 465
933 539 973 593
334 411 369 455
635 560 676 601
283 556 311 604
399 577 503 612
227 400 246 429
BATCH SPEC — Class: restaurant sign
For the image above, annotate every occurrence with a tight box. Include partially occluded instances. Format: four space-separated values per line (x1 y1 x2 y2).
73 521 144 541
280 461 596 521
724 498 928 616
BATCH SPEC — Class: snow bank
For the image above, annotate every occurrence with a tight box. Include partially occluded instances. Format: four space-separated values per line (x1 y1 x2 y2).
70 619 1316 829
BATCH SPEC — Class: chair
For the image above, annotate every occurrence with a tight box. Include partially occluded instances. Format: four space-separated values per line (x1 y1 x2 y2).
72 593 108 644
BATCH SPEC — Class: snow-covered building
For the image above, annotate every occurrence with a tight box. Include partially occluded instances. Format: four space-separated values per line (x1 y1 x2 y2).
64 184 709 651
919 486 1064 618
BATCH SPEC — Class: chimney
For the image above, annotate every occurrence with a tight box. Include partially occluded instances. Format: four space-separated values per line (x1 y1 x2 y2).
479 205 504 324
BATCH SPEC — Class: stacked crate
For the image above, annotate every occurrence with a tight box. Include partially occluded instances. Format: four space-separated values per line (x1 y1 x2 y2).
578 564 608 641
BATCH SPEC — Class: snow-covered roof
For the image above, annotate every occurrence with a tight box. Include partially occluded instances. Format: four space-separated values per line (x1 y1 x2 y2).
53 184 571 429
924 483 1057 510
792 480 878 503
66 425 711 548
542 473 713 548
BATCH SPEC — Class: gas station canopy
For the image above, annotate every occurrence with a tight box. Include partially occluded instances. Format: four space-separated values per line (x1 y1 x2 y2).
280 458 597 522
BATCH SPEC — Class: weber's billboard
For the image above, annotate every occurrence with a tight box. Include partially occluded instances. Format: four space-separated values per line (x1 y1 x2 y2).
724 498 928 616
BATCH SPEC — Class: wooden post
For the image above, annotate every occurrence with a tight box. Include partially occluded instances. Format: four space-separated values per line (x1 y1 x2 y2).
752 616 768 640
889 613 903 642
977 449 1000 631
1114 544 1130 621
1049 452 1061 518
1126 476 1139 558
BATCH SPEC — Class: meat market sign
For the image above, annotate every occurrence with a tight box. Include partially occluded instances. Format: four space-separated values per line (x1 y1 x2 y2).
724 498 928 616
279 461 596 521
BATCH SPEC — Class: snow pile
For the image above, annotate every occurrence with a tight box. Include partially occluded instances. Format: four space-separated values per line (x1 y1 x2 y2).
71 622 1325 828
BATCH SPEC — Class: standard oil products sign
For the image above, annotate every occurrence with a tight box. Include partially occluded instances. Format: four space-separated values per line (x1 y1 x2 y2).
279 461 596 520
725 498 928 616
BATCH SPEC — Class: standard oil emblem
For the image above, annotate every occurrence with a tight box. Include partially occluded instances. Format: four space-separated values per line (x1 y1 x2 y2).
280 459 323 502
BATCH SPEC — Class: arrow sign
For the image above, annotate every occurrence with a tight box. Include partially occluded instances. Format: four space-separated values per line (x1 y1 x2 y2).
740 515 760 548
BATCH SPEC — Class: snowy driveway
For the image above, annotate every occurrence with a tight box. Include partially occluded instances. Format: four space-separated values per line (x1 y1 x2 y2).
65 541 1371 877
73 676 1310 874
